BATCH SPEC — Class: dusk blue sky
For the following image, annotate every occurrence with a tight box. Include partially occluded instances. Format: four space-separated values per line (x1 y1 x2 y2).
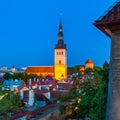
0 0 116 68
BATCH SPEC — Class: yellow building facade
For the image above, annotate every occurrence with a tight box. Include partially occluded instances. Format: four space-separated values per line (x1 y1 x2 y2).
54 49 67 80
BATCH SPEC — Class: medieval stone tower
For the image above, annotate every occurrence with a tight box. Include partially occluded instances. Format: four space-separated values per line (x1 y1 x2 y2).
94 1 120 120
54 17 67 80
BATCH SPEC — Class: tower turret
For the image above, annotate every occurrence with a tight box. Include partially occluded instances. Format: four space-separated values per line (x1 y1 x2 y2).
94 1 120 119
85 59 94 69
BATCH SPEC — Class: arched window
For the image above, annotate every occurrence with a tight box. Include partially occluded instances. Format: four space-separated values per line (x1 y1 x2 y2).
59 60 61 64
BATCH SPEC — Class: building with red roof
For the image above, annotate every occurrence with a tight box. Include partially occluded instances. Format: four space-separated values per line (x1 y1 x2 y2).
85 59 94 69
26 66 54 77
26 17 67 80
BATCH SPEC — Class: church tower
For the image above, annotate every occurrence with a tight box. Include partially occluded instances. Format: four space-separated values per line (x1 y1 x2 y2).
54 17 67 80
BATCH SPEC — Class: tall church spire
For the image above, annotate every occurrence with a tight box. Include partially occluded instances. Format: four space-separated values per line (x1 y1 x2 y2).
54 14 67 80
59 15 62 31
59 11 62 29
55 16 66 49
58 16 63 40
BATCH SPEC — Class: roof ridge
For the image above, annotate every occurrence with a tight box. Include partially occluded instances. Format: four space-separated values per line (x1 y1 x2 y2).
97 0 120 21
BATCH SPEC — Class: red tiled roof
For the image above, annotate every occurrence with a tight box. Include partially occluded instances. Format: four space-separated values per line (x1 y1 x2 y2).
52 90 68 99
39 82 46 85
26 66 54 73
85 59 93 64
34 89 49 94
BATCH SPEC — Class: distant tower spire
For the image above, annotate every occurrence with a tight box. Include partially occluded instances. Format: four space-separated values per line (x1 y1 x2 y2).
58 12 63 38
59 11 62 28
12 64 14 68
55 14 66 49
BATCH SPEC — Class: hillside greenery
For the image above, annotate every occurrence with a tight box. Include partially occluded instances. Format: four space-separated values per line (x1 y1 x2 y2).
60 64 109 120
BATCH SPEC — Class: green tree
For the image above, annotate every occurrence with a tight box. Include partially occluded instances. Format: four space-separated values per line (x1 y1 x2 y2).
3 72 12 80
0 88 22 119
60 66 109 120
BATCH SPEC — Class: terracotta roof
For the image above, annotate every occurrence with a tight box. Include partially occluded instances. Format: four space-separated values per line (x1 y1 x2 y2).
26 66 54 73
85 59 93 64
94 1 120 37
34 89 49 94
32 77 56 86
52 90 68 99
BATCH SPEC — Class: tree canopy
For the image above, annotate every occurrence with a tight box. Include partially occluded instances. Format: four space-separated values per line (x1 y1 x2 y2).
0 86 22 119
60 66 109 120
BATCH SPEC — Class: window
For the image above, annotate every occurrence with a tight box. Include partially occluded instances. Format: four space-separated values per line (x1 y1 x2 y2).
59 60 61 64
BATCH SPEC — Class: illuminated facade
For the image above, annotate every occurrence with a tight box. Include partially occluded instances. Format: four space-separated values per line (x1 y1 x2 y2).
79 59 94 75
79 66 85 75
54 17 67 80
26 17 67 80
26 66 54 77
11 65 16 73
85 59 94 69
